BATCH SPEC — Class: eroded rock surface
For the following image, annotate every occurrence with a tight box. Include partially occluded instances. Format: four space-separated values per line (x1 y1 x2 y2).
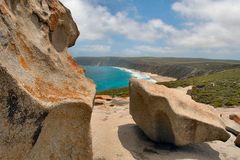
0 0 95 159
129 79 230 146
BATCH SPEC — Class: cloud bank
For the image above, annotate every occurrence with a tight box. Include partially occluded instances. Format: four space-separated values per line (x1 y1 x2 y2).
61 0 240 59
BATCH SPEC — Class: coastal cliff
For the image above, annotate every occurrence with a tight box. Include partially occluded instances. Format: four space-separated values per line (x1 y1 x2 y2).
0 0 95 159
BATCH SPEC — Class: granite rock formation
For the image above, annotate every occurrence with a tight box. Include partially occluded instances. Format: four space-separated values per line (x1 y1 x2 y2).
0 0 95 159
129 79 230 146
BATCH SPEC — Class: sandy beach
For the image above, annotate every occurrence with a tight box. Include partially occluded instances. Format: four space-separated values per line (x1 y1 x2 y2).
114 66 176 83
144 71 176 83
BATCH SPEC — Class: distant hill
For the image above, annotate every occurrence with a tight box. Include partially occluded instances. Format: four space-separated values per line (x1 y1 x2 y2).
75 57 240 79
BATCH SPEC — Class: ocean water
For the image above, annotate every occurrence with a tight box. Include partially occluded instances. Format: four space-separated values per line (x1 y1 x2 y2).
83 66 156 92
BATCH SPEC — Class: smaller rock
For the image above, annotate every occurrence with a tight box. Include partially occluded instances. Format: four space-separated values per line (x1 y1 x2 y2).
235 134 240 147
229 114 240 125
111 97 129 106
94 99 105 106
95 95 113 101
217 109 240 137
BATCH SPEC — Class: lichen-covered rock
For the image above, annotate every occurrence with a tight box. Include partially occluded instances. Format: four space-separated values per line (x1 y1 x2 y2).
0 0 95 160
129 79 230 146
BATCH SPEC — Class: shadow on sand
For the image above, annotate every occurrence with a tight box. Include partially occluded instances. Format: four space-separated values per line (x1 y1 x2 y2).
118 124 221 160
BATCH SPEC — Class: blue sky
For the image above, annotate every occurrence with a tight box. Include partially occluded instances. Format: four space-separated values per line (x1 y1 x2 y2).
61 0 240 60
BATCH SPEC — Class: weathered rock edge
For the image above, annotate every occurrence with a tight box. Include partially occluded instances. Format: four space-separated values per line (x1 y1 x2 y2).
129 79 230 146
0 0 95 159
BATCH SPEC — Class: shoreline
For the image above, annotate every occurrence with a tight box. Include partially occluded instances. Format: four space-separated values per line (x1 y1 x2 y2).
113 66 176 83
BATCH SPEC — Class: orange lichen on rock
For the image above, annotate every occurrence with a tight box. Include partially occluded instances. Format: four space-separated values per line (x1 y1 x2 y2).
47 0 65 23
23 76 88 103
49 13 59 31
67 55 79 69
47 0 65 12
0 3 9 15
19 55 29 70
67 55 84 75
16 32 33 54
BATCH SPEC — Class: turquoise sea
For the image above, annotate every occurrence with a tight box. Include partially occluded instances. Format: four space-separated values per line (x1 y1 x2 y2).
83 66 156 92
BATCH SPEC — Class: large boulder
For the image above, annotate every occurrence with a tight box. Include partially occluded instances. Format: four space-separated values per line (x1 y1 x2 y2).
129 79 230 146
0 0 95 160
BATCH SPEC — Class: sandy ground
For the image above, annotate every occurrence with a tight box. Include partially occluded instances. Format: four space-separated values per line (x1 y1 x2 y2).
92 96 240 160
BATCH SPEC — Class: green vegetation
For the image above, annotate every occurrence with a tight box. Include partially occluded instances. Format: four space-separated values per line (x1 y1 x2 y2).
97 87 129 97
158 68 240 107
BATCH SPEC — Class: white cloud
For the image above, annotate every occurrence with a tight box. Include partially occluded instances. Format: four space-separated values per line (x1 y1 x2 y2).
172 0 240 23
137 45 176 53
61 0 175 41
77 45 111 53
121 45 181 57
62 0 240 58
171 0 240 50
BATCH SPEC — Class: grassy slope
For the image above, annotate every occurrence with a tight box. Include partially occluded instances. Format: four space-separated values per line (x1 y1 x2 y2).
97 68 240 108
158 68 240 107
97 87 129 97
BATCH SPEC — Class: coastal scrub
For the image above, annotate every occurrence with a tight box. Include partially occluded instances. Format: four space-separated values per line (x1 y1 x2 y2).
158 69 240 107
